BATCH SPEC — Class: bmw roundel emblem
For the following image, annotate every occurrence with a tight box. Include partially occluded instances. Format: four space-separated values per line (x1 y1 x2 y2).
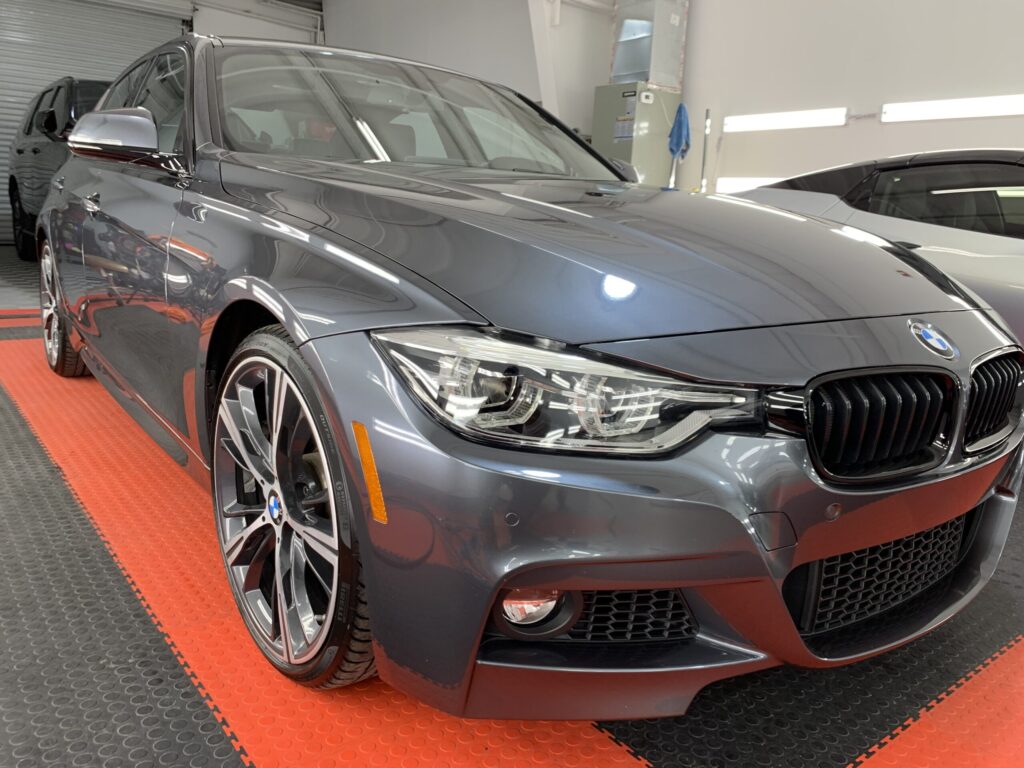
909 319 958 361
268 494 283 521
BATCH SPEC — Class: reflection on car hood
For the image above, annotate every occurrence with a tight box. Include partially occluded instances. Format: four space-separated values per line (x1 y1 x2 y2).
220 156 983 344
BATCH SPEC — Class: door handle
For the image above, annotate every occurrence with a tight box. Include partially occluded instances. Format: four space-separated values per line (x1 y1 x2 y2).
83 192 101 214
31 147 40 155
53 176 65 192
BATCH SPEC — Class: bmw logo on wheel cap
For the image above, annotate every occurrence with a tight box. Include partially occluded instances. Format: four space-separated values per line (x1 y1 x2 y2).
909 319 959 361
268 494 283 522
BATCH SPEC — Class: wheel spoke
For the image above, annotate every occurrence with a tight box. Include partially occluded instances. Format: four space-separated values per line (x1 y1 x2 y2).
289 516 338 566
222 500 265 518
273 538 305 662
218 399 273 488
237 382 272 464
297 538 333 595
223 515 270 567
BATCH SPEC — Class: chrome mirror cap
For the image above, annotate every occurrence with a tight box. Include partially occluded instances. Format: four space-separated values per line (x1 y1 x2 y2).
68 107 159 162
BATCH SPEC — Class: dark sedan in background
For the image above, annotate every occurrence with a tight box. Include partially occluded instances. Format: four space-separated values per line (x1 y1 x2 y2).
8 76 108 260
35 35 1024 719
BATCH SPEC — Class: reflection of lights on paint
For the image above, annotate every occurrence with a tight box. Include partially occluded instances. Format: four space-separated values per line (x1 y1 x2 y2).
297 312 335 325
714 177 783 194
522 469 561 479
324 242 400 284
831 225 892 249
502 193 593 218
602 274 637 300
707 194 807 222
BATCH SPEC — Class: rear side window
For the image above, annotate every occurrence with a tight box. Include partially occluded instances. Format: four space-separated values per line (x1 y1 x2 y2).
103 60 151 110
133 51 188 154
771 164 873 197
859 163 1024 239
50 85 68 130
20 92 46 134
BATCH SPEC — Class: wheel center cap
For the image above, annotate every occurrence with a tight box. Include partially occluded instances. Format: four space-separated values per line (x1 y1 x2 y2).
267 493 284 523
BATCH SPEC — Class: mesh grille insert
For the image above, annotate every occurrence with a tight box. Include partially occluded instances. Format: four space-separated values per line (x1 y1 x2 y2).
564 589 698 643
787 513 969 637
807 371 954 480
964 354 1022 448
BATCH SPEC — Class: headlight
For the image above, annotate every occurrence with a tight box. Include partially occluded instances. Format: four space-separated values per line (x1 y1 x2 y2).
371 327 761 455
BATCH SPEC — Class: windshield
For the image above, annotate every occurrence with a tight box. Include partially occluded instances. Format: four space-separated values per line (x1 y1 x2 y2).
214 46 617 180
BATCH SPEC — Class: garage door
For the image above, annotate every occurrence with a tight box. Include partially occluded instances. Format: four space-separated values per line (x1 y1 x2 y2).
0 0 188 243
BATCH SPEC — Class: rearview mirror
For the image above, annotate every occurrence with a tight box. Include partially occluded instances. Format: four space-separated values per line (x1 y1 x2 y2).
68 107 159 164
34 108 62 141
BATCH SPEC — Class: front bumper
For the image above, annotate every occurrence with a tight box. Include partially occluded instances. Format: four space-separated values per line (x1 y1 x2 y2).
302 314 1023 720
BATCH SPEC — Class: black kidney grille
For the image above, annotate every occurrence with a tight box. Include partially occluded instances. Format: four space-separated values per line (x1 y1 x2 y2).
564 589 697 643
793 514 968 636
964 354 1022 447
808 372 953 479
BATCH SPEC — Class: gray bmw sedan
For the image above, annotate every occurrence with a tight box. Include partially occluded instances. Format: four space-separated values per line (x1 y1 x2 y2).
36 35 1024 720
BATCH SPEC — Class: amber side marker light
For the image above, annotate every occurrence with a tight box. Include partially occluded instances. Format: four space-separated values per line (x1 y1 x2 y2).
352 420 388 524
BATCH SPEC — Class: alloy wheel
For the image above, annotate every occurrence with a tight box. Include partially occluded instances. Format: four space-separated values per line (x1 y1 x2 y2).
39 243 61 368
213 356 340 665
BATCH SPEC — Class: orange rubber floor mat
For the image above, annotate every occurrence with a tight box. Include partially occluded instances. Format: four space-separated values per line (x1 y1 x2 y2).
0 339 646 768
853 635 1024 768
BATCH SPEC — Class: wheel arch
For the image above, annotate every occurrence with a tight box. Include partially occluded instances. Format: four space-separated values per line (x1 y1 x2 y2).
199 295 291 461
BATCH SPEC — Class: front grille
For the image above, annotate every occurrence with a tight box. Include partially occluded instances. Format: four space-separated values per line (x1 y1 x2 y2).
784 513 970 636
964 353 1023 449
563 589 697 643
807 371 954 480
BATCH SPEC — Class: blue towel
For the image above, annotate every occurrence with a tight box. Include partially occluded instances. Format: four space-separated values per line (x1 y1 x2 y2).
668 102 691 159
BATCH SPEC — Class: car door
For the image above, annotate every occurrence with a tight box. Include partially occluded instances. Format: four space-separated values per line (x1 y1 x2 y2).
15 88 56 216
36 81 73 190
78 48 189 433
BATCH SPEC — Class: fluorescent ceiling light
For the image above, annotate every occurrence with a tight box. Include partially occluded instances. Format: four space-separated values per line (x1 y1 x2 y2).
723 108 848 133
882 94 1024 123
714 177 783 194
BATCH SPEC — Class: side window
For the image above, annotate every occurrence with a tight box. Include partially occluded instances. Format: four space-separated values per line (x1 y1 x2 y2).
133 51 187 154
864 163 1024 238
50 85 68 131
104 60 151 110
23 89 53 135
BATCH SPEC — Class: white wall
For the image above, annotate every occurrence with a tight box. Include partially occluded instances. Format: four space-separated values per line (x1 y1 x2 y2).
679 0 1024 191
323 0 541 98
532 1 614 133
192 1 319 42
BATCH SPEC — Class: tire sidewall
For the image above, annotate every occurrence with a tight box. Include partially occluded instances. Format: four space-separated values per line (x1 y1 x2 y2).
213 328 362 685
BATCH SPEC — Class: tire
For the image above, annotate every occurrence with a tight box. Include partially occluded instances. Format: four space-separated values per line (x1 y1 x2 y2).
212 325 376 687
9 182 37 262
39 240 87 377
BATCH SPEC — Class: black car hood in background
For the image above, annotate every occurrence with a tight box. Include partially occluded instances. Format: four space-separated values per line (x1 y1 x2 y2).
220 156 982 344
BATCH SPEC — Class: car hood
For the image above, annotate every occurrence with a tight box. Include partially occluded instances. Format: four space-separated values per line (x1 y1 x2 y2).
220 156 983 344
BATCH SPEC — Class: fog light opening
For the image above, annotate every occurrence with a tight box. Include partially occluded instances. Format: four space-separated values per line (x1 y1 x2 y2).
501 589 562 625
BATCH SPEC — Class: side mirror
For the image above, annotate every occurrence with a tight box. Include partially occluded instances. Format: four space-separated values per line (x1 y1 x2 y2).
35 108 62 140
68 107 159 164
609 158 639 183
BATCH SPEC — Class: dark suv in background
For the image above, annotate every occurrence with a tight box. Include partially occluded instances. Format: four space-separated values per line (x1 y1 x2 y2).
7 77 109 261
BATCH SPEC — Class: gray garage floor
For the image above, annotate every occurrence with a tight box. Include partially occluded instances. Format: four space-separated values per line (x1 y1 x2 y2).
0 246 38 309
